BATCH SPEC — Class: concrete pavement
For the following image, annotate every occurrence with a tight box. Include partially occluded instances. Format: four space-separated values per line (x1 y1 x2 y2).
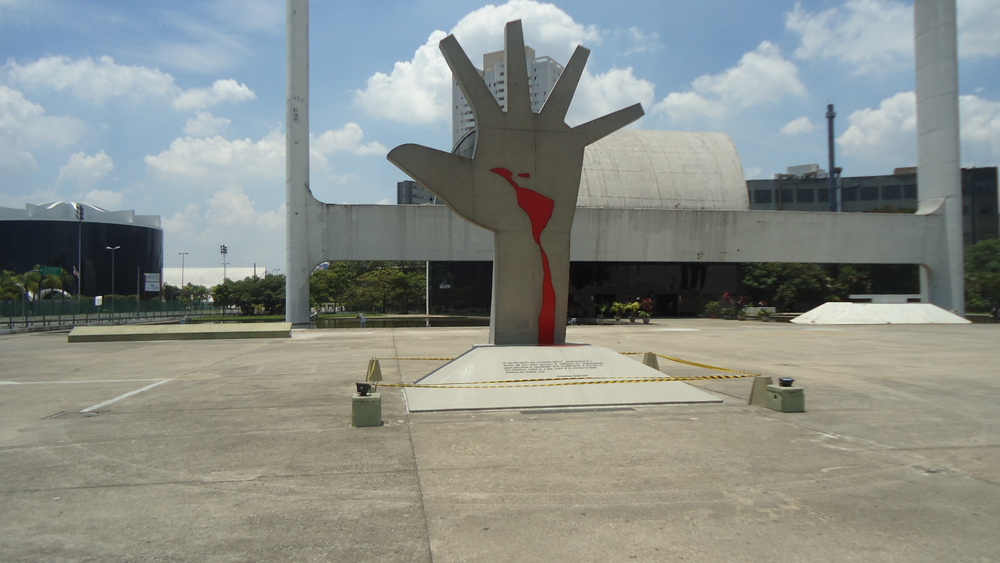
1 320 998 561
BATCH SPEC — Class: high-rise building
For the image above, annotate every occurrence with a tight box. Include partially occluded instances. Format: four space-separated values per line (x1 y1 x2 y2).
397 180 438 205
451 45 564 149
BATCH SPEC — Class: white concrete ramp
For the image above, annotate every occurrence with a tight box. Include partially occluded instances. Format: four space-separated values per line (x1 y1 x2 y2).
791 302 969 325
403 344 722 412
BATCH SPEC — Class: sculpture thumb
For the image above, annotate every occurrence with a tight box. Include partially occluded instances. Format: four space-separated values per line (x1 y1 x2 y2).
387 144 475 217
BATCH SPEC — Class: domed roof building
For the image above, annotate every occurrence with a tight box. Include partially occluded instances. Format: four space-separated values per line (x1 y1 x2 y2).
0 202 163 297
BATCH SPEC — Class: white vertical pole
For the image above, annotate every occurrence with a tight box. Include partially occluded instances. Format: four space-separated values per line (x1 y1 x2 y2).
286 0 311 324
915 0 963 314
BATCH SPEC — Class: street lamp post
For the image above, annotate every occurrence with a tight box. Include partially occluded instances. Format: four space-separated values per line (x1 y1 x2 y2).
106 245 120 314
178 252 188 289
220 244 229 281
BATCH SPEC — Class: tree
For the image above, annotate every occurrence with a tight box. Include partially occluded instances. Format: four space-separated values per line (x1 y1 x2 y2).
742 263 837 312
310 261 425 313
22 268 42 300
0 270 23 301
211 275 286 316
965 239 1000 316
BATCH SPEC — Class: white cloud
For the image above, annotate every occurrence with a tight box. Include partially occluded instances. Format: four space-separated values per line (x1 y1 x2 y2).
6 56 255 111
0 85 86 172
146 124 385 185
354 0 604 126
838 92 917 163
145 130 285 185
960 94 1000 141
0 187 60 209
162 203 202 242
208 0 284 34
959 94 1000 165
204 184 282 230
838 91 1000 168
172 79 256 111
354 30 453 125
958 0 1000 58
654 41 805 121
57 150 114 188
786 0 1000 71
616 26 661 56
184 111 232 137
569 67 655 126
161 191 285 272
6 55 176 102
781 116 818 135
82 188 125 209
786 0 913 75
312 123 388 157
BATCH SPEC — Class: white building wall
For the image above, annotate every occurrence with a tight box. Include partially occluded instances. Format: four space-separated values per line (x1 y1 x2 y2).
309 202 946 268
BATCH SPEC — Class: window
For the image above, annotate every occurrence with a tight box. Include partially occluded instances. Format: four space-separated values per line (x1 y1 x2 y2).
882 185 902 200
780 189 794 204
904 185 917 199
861 186 879 201
817 188 830 202
754 190 773 204
796 188 815 203
842 187 858 201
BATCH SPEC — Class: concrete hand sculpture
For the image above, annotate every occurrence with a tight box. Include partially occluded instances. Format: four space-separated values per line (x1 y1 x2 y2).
388 20 643 345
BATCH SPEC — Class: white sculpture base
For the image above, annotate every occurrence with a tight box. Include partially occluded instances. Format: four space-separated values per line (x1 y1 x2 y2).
404 344 722 412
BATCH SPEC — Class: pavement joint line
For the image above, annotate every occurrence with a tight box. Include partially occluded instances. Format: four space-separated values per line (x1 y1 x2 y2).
80 379 172 413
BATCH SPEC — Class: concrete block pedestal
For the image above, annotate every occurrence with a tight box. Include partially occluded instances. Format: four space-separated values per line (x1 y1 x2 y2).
352 393 382 427
766 384 805 413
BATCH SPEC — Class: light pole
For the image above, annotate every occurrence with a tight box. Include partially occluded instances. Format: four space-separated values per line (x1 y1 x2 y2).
76 203 84 306
106 245 120 314
178 252 189 289
220 244 229 281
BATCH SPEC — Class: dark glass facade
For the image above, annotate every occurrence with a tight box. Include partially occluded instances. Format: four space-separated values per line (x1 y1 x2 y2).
0 220 163 297
426 260 741 317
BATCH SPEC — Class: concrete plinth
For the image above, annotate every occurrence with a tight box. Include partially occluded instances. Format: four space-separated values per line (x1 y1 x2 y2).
766 384 805 413
404 344 721 412
352 393 382 427
68 323 293 342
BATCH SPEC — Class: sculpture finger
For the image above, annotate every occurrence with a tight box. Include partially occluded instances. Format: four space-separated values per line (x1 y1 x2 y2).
387 144 475 217
539 45 589 127
572 103 645 146
503 20 532 119
440 35 503 127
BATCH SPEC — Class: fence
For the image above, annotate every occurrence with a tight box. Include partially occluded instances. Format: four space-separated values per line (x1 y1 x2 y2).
1 298 223 332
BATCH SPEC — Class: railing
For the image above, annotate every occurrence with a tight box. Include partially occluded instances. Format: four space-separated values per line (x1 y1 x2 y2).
1 299 223 333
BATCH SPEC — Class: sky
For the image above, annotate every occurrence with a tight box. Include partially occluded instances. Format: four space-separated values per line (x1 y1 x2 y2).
2 0 999 282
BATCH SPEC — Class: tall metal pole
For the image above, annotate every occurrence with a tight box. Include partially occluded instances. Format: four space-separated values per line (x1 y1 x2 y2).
220 244 228 281
76 203 83 307
286 0 311 324
106 245 119 314
826 104 838 212
178 252 188 288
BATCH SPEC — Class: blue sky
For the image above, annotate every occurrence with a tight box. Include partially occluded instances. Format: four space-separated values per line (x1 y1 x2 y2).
2 0 999 276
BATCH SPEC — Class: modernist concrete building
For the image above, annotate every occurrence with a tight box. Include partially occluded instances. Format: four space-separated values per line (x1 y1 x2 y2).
748 166 998 246
285 0 965 323
0 202 163 297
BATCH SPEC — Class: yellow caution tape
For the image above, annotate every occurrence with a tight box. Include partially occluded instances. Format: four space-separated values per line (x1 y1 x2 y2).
622 352 760 377
381 357 456 361
377 372 757 389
